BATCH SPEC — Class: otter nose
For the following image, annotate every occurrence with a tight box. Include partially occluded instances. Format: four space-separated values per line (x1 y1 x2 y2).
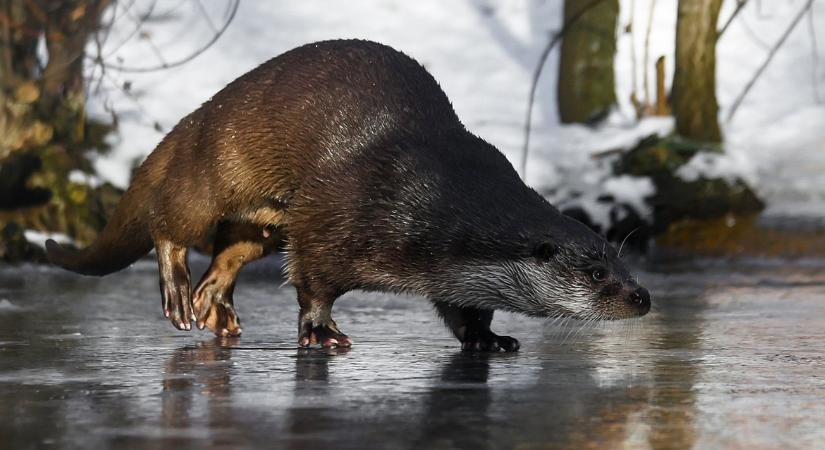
629 287 651 313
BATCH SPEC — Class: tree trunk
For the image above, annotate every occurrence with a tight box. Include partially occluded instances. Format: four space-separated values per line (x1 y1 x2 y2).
654 56 670 115
557 0 619 124
672 0 723 143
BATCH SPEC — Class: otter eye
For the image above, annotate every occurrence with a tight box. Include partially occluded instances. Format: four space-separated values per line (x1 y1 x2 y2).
591 268 606 282
532 242 557 261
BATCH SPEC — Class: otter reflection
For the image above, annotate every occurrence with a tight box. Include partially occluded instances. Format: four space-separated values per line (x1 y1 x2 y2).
411 303 704 449
161 339 240 447
413 353 496 449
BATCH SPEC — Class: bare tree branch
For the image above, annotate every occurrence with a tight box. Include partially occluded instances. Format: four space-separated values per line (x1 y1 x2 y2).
726 0 815 122
738 9 770 50
194 0 217 33
520 0 608 181
102 0 239 73
642 0 657 107
101 0 155 60
808 2 822 103
628 0 638 100
717 0 748 39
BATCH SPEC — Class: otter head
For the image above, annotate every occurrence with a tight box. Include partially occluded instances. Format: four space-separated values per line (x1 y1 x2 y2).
517 216 651 320
470 216 650 321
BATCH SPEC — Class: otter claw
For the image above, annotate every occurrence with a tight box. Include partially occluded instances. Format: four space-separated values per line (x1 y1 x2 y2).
196 300 242 337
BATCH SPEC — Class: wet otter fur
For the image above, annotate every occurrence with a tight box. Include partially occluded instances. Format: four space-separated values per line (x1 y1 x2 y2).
46 39 650 351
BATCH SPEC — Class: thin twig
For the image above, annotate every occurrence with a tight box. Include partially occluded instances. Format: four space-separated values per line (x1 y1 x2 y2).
642 0 657 107
101 0 155 59
94 0 126 51
726 0 815 122
717 0 749 39
91 23 106 95
104 0 239 73
89 0 126 95
520 0 608 181
194 0 218 33
808 3 822 103
629 0 637 94
739 9 771 51
99 68 158 128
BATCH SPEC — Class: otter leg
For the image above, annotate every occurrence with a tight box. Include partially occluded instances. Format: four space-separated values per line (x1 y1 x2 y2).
192 241 255 337
156 240 193 331
193 222 281 337
432 302 520 352
295 284 351 348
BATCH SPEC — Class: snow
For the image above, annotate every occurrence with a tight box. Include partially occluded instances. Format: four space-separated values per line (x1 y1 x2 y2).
603 175 656 217
68 170 102 188
676 150 757 185
85 0 825 219
23 230 74 248
0 299 21 312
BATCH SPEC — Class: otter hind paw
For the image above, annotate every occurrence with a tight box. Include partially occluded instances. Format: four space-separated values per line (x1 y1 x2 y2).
203 302 242 337
193 284 242 337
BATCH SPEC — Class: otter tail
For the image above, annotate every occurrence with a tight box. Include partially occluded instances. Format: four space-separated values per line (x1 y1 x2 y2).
46 186 153 276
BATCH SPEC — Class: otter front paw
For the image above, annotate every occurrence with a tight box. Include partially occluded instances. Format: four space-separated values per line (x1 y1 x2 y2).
298 320 352 348
461 330 520 352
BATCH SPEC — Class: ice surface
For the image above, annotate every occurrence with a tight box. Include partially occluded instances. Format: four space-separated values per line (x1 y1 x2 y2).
3 260 825 448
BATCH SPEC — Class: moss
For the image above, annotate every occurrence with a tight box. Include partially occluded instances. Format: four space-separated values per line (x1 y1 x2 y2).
614 134 764 235
614 134 723 177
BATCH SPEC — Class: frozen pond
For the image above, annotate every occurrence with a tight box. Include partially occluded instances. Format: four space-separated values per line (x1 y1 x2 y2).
1 257 824 449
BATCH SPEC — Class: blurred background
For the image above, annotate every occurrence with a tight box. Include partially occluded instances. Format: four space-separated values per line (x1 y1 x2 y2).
1 0 823 262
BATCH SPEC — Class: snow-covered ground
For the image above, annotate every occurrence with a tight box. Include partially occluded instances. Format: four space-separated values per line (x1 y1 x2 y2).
86 0 825 219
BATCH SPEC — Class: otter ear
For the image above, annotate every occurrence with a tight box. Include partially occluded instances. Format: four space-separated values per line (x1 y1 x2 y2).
532 242 558 261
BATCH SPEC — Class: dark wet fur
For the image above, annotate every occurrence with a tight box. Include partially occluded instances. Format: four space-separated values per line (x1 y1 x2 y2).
46 40 649 349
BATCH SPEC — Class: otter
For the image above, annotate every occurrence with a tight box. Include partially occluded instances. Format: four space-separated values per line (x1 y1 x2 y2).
46 40 650 351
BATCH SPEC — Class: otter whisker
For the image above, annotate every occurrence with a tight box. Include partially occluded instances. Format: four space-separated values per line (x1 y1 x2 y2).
561 317 582 344
572 317 593 341
618 227 640 258
546 312 566 329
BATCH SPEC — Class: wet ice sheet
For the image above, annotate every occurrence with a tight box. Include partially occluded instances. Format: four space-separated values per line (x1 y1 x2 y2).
1 258 824 449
